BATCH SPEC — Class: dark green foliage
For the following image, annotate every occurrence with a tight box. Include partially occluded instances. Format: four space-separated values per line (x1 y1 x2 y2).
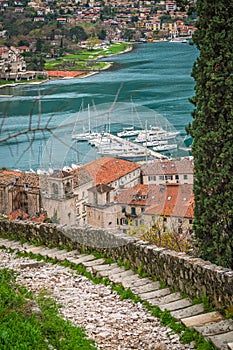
190 0 233 268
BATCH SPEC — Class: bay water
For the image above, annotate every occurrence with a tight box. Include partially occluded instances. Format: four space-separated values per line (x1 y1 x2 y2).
0 42 198 171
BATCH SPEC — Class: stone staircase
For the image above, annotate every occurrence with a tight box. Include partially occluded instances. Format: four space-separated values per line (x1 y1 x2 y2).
0 237 232 350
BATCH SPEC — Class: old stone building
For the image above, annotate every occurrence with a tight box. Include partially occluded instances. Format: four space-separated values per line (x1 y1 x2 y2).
116 182 194 234
0 170 40 217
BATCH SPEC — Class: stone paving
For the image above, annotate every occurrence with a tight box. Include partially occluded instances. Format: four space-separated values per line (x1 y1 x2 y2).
0 238 233 350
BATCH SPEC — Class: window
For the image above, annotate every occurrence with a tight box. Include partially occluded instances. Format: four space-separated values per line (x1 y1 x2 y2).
175 175 179 180
184 175 188 180
159 175 164 180
165 175 173 181
131 207 136 215
52 183 58 195
189 219 193 224
122 206 126 213
141 207 145 213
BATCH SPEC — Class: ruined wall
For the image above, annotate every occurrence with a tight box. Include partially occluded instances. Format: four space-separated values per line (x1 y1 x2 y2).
0 219 232 311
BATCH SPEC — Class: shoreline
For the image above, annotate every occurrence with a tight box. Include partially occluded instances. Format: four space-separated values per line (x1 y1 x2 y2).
0 45 133 91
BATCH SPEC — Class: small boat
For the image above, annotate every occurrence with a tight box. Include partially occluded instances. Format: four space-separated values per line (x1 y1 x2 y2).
72 131 99 141
153 144 177 152
135 129 179 143
142 140 168 147
117 127 141 138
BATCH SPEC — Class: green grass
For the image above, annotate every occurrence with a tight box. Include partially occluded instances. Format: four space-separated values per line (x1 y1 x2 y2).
44 42 132 71
0 268 97 349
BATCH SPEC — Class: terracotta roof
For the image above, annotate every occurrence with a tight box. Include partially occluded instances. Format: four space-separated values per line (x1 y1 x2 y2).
0 170 39 188
144 184 194 219
117 184 165 207
141 158 194 176
117 183 194 219
75 157 140 185
7 209 28 220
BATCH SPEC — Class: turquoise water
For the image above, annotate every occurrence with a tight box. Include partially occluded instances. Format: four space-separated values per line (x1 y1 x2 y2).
0 42 198 170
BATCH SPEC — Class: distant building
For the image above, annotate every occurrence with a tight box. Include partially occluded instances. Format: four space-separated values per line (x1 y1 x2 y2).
116 182 194 233
141 158 194 185
0 170 41 217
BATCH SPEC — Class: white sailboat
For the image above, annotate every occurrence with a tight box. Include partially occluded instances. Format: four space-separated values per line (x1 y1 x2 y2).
72 104 99 141
117 126 141 138
153 143 177 152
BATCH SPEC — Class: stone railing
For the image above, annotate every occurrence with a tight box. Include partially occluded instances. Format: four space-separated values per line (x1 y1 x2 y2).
0 219 232 312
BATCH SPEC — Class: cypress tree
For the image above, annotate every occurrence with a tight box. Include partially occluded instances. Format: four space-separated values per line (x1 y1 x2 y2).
190 0 233 268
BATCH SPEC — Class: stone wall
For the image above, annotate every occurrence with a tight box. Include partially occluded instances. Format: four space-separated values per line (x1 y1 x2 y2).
0 219 232 311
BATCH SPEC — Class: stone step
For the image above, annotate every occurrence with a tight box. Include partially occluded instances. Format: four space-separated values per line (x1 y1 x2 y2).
139 287 171 301
67 254 96 265
209 331 233 350
25 246 58 255
171 304 205 320
0 239 22 249
82 258 106 267
194 319 233 337
21 242 34 250
97 267 124 278
90 263 119 272
121 275 144 289
131 281 161 294
181 311 224 328
19 261 46 269
0 238 12 247
110 270 135 284
129 277 154 288
228 342 233 350
159 298 192 312
53 250 80 261
155 292 182 306
23 246 49 254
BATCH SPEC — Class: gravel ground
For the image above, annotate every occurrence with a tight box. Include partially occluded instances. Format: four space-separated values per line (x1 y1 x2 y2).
0 250 195 350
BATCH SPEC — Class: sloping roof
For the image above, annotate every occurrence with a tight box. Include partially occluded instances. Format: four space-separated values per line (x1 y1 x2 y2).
117 183 194 219
0 170 39 188
75 157 140 185
141 158 194 176
88 183 114 193
144 184 194 219
117 184 166 207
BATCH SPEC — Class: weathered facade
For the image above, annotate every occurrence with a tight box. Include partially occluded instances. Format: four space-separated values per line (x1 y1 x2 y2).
141 158 194 185
0 170 40 217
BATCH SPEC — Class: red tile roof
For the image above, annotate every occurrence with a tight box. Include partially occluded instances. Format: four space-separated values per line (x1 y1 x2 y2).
75 157 140 185
0 170 39 188
117 183 194 219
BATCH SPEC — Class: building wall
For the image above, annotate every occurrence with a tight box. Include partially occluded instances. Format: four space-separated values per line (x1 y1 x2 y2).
143 173 193 185
86 205 119 229
42 196 76 225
